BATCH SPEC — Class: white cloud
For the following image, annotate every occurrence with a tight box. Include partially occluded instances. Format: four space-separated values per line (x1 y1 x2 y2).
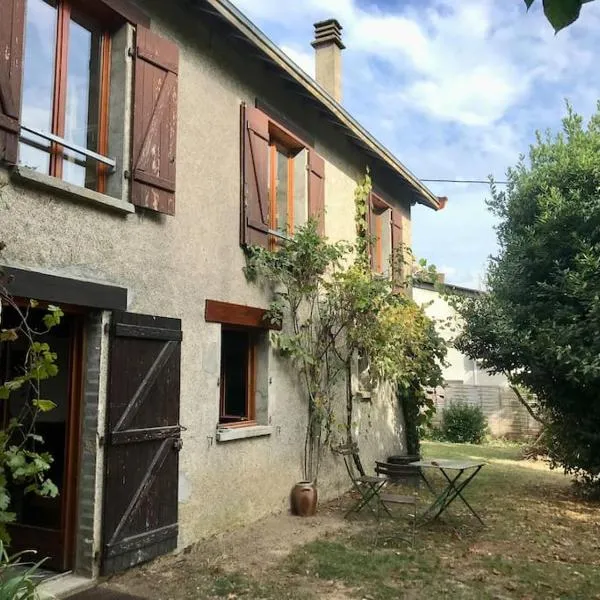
280 45 314 77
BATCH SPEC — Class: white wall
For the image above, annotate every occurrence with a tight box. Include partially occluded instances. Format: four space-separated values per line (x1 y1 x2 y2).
413 285 508 387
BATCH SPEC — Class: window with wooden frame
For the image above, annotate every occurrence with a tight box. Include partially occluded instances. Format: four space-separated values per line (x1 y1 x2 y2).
369 191 404 284
19 0 112 192
219 328 257 425
1 0 179 216
205 300 279 428
370 197 393 276
268 137 308 245
241 104 325 249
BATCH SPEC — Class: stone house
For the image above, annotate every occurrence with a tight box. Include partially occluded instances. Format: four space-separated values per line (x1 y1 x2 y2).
0 0 444 582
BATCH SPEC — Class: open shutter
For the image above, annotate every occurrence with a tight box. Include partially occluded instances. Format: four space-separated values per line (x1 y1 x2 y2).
102 312 182 574
391 208 404 289
0 0 25 165
241 104 270 248
131 27 178 215
308 150 325 236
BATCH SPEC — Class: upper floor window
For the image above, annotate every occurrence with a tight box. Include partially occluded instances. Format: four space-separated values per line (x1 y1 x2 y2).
268 141 308 243
242 104 325 249
19 0 111 192
370 199 392 276
369 191 404 283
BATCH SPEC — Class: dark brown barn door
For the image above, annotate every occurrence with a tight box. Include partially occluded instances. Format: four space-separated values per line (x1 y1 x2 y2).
102 312 182 575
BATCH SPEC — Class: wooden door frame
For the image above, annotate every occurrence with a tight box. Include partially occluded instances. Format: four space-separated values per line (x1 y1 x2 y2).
1 305 85 571
61 313 85 570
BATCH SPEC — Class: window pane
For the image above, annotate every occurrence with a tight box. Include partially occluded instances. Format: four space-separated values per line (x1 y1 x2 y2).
275 148 289 235
293 150 308 230
19 0 57 174
63 11 103 189
221 330 249 420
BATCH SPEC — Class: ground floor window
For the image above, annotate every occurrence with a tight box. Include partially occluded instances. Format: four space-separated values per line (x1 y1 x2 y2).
219 328 256 424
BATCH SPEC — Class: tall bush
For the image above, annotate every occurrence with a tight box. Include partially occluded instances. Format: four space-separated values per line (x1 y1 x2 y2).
453 105 600 490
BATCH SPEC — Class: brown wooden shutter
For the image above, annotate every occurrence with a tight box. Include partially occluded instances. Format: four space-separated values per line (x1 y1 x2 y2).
308 149 325 236
391 208 404 288
0 0 25 165
102 312 182 574
241 103 270 248
131 27 179 215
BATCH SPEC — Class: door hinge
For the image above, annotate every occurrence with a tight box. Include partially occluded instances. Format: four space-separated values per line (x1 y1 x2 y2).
173 438 183 451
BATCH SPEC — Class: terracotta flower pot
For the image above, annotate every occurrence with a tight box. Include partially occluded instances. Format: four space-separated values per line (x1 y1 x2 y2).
291 481 318 516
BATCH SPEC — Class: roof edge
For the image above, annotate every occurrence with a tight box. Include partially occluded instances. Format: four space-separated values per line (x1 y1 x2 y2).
201 0 442 210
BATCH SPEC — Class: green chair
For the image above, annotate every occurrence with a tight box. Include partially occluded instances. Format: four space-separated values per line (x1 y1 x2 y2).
333 444 390 519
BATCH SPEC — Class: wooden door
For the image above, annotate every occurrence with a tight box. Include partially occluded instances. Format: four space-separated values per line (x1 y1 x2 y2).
102 312 182 575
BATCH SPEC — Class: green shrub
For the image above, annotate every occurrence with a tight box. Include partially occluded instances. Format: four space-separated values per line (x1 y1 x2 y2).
440 403 488 444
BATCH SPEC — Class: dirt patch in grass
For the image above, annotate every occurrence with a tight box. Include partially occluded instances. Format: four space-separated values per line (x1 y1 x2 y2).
98 442 600 600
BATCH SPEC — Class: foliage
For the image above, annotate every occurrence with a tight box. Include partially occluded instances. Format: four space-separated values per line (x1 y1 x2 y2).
0 541 53 600
524 0 595 31
245 175 446 481
440 403 488 444
453 104 600 489
0 250 62 544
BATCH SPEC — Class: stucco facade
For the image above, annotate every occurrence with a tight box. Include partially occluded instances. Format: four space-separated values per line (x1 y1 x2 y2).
0 0 439 578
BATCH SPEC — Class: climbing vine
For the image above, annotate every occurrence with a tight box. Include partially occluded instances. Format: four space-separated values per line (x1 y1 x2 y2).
245 173 446 480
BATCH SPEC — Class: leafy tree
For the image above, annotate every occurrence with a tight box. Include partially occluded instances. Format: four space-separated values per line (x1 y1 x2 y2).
524 0 595 31
453 104 600 491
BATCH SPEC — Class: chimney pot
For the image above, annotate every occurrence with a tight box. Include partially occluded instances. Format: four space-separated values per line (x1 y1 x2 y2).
311 19 345 102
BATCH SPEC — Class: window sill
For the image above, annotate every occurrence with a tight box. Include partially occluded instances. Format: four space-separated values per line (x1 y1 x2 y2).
216 425 274 443
12 166 134 215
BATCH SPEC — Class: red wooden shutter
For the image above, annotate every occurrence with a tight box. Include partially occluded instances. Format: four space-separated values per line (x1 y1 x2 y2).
241 104 270 248
308 150 325 236
131 27 179 215
391 208 404 288
0 0 25 165
102 312 182 574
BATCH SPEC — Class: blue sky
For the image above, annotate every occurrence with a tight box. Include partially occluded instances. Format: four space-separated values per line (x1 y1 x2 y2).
230 0 600 288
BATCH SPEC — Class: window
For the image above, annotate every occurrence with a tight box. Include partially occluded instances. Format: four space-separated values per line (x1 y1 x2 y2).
241 105 324 248
371 203 392 276
268 138 308 244
19 0 111 192
219 328 256 424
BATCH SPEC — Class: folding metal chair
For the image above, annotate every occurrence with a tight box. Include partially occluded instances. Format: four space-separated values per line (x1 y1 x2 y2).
333 444 390 519
373 461 420 546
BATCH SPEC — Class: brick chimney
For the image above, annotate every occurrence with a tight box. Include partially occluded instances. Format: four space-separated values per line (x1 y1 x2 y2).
311 19 345 102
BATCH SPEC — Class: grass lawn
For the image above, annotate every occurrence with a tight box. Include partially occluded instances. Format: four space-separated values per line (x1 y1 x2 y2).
285 441 600 599
108 441 600 600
